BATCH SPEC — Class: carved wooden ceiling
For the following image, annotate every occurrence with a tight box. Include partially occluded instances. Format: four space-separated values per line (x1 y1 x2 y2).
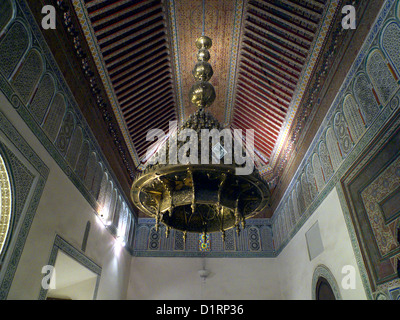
232 0 326 158
82 0 177 162
38 0 350 216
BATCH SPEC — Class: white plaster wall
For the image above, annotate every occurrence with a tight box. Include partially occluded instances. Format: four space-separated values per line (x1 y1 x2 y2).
96 242 132 300
275 187 368 300
127 257 281 300
48 278 98 300
0 93 131 300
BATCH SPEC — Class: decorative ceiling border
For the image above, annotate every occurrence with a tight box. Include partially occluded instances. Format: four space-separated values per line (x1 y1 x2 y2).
223 0 244 128
71 0 140 166
166 0 185 124
268 0 340 168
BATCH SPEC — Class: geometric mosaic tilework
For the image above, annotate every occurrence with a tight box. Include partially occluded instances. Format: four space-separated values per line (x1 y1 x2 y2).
312 153 325 193
248 227 261 252
341 123 400 299
0 22 29 80
0 144 35 230
333 112 354 158
366 49 398 106
353 73 380 126
29 73 56 125
0 1 13 35
381 21 400 77
342 94 365 144
388 286 400 300
133 218 274 258
361 157 400 258
42 93 67 143
149 227 161 251
11 49 43 105
306 161 318 200
199 233 210 252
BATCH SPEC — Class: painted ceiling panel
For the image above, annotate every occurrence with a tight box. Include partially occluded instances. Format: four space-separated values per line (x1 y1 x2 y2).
173 0 241 124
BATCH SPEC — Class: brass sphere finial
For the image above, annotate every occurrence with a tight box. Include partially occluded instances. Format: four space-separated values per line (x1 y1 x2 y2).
195 36 212 50
189 82 216 108
197 48 210 61
192 61 213 82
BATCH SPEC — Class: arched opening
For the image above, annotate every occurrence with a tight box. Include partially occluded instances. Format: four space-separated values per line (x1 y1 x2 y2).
315 277 336 300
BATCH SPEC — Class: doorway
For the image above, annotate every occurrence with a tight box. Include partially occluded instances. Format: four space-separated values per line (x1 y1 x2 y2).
46 250 99 300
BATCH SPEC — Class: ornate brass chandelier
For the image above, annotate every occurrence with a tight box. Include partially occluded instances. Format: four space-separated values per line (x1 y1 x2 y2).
130 3 271 242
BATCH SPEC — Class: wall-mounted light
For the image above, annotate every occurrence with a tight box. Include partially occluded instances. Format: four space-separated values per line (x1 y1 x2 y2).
116 235 126 248
97 206 111 227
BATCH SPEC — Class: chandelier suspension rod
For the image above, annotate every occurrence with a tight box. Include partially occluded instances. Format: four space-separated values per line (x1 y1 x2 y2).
202 0 205 36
